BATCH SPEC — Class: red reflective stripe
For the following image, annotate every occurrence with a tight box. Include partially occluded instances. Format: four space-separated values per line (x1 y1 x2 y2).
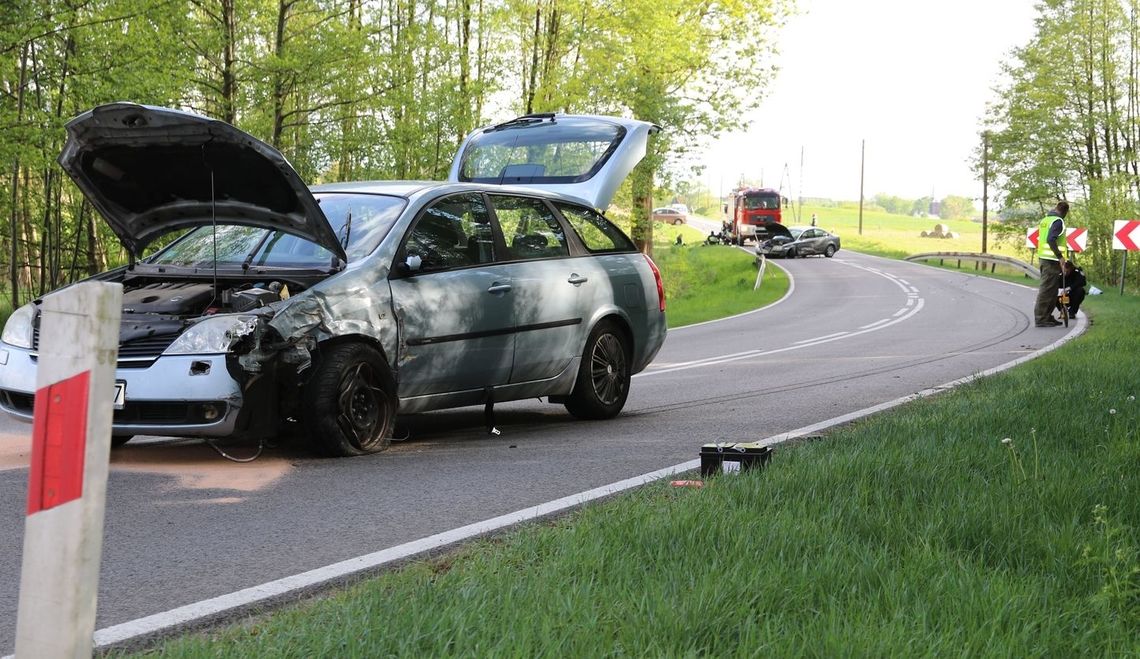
1117 220 1140 251
1027 229 1039 247
1066 228 1086 252
27 371 89 515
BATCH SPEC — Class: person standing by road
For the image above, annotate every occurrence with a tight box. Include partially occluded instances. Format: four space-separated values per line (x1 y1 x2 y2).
1034 201 1069 327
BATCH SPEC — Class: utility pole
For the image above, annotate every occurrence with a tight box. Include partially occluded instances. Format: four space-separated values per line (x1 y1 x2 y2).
798 145 805 225
981 131 989 254
858 139 865 236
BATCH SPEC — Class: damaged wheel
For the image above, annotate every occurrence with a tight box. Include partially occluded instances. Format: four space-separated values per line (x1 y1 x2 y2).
302 342 395 456
565 320 631 420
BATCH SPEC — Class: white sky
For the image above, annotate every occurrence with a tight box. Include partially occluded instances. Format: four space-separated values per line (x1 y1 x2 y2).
694 0 1040 202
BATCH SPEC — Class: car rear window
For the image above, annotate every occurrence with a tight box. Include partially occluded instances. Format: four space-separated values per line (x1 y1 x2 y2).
457 117 624 184
555 203 636 253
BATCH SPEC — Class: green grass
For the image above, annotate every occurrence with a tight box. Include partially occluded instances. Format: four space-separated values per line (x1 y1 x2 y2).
656 243 787 328
131 294 1140 657
790 203 1033 262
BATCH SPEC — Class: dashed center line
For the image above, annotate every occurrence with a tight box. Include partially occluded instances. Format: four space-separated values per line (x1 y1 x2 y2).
639 260 925 378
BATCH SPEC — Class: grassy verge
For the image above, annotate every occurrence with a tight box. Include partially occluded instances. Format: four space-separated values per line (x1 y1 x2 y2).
134 294 1139 656
656 243 787 328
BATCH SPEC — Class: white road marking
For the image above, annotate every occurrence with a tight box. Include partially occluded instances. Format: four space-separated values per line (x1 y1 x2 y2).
793 332 848 345
640 258 925 378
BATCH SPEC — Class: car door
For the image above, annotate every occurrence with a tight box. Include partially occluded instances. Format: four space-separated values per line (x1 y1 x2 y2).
801 228 823 255
488 194 586 384
388 193 515 397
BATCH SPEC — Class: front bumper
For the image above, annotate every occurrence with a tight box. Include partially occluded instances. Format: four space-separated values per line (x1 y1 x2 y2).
0 343 244 438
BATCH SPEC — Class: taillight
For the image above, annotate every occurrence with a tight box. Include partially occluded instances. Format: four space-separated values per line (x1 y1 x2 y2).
644 254 666 312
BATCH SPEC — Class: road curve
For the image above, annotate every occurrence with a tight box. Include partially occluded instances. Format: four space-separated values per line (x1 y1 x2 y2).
0 250 1080 652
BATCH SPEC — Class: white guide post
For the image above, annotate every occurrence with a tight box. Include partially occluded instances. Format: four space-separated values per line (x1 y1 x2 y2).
14 281 122 659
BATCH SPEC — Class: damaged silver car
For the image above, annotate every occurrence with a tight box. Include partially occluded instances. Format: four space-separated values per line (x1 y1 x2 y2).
0 103 667 456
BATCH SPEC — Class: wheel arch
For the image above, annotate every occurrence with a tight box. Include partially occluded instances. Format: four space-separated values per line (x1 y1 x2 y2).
312 334 398 393
583 308 635 355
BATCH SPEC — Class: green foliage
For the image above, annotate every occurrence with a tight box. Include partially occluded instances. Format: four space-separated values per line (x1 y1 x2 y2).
938 194 976 219
0 0 792 303
983 0 1140 289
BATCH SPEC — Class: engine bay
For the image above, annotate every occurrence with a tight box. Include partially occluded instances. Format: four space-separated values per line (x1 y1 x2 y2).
120 279 294 318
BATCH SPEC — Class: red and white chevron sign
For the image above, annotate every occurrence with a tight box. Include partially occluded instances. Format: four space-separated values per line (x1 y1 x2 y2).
1026 227 1086 252
1065 227 1087 252
1114 219 1140 251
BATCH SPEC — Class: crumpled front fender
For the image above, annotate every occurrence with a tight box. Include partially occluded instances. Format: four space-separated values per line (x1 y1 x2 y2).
234 263 397 375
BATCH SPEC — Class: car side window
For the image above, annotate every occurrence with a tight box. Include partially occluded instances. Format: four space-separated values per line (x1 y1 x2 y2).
403 193 495 272
489 195 570 260
555 202 635 253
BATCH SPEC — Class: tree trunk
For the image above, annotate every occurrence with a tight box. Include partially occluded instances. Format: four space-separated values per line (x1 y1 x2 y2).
525 7 540 114
271 0 291 148
8 41 29 307
221 0 237 124
630 162 654 256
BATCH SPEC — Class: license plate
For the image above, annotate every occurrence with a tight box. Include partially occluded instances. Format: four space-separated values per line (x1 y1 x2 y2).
113 381 126 410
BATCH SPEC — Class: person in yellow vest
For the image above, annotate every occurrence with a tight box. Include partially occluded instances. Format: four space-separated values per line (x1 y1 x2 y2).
1034 200 1069 327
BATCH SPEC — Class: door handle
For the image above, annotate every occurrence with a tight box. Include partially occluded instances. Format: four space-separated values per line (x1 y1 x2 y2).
567 274 588 285
487 283 512 294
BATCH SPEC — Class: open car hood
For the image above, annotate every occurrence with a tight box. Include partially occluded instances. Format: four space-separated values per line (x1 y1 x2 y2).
58 103 346 261
762 222 792 239
448 114 659 210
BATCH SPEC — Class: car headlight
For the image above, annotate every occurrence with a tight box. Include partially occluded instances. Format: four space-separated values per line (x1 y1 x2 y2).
1 303 36 349
163 315 260 355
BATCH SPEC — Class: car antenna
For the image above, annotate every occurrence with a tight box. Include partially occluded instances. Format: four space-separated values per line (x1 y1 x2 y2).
204 145 219 308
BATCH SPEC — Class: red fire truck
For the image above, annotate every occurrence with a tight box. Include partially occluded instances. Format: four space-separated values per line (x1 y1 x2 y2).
725 187 786 245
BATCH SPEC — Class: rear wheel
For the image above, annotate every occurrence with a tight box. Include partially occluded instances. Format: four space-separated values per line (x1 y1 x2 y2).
302 342 395 456
673 218 683 226
824 244 836 258
565 320 631 420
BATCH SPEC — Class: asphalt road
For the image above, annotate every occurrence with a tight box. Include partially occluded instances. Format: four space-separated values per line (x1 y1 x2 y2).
0 250 1075 652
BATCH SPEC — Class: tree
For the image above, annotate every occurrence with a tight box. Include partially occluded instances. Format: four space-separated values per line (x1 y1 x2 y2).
503 0 791 253
984 0 1140 286
938 195 975 219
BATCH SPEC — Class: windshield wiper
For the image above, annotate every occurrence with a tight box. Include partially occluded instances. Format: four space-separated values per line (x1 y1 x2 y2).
483 113 556 133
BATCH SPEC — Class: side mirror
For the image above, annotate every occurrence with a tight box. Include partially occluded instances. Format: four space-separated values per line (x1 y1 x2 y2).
395 254 423 276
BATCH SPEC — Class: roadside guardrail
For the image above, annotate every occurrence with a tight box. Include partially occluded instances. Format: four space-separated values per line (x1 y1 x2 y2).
904 252 1039 278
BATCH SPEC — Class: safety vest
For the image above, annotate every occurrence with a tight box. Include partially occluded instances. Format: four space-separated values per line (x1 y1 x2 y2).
1038 214 1065 261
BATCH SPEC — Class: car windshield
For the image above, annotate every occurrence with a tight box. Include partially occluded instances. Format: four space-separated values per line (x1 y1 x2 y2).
742 195 780 210
147 193 405 267
788 228 805 239
458 117 624 184
743 195 779 210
